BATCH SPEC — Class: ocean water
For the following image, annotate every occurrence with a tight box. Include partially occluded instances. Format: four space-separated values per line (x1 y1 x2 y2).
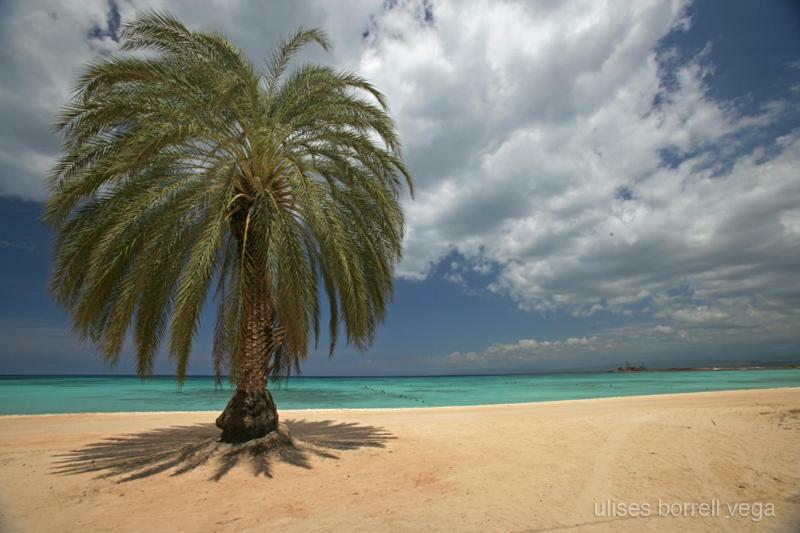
1 369 798 415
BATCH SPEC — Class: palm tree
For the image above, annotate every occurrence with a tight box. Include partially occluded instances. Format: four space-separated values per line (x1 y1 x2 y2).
44 12 412 443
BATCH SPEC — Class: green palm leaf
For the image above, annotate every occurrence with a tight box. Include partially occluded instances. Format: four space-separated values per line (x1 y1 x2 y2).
46 12 412 442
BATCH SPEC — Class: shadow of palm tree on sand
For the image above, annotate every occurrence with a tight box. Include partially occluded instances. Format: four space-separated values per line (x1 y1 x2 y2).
52 419 394 482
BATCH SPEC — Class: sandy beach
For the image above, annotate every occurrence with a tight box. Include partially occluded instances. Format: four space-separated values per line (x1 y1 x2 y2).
1 388 799 532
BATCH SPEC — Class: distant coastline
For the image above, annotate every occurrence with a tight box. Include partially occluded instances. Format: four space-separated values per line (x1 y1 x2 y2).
2 362 800 380
612 363 800 373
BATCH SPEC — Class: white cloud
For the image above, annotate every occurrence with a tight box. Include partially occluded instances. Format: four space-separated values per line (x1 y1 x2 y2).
353 0 800 340
446 317 799 371
1 0 798 363
0 239 35 251
0 0 377 199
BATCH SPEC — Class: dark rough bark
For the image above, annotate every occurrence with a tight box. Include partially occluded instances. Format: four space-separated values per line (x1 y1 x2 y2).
216 214 279 443
216 388 279 442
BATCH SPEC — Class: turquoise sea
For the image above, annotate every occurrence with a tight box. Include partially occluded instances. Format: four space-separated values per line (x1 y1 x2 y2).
1 369 799 415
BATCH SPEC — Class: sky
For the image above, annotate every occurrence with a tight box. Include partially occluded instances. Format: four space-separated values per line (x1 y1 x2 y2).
0 0 799 376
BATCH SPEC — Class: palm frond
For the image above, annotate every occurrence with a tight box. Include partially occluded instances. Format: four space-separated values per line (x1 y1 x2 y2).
47 12 412 383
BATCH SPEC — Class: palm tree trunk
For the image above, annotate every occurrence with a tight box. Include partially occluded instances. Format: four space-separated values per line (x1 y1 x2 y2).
216 211 280 442
216 291 280 442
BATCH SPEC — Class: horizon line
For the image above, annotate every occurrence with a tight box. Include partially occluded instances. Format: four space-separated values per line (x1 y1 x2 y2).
2 363 800 380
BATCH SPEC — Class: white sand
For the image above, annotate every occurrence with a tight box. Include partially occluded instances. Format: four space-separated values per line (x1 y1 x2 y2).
1 388 799 532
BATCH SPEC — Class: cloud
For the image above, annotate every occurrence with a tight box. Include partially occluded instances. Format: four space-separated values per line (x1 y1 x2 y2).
446 317 800 372
0 0 377 200
0 239 35 252
354 0 800 338
1 0 798 367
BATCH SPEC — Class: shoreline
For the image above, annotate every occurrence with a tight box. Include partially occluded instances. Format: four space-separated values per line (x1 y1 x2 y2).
1 385 799 418
1 387 799 531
